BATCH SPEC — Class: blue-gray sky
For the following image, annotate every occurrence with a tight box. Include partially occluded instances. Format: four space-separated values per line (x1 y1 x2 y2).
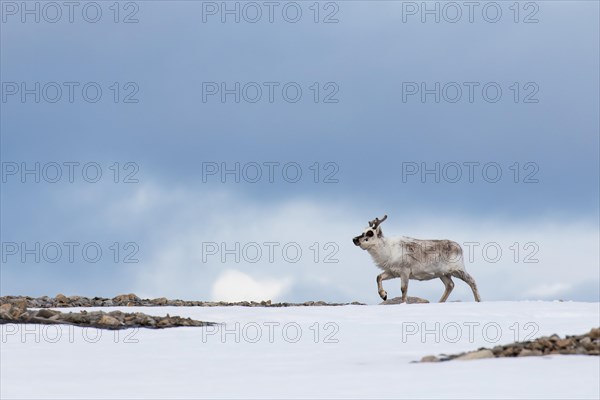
1 1 599 303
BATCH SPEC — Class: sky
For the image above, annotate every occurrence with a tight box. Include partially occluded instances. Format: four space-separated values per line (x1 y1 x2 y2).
1 1 599 303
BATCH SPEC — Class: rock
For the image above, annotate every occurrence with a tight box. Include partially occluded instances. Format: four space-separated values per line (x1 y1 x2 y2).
559 349 577 355
9 303 26 319
380 296 429 305
424 327 600 362
407 297 430 304
66 313 90 324
531 341 544 351
30 299 43 308
152 297 168 306
0 295 367 308
15 299 28 312
36 309 60 319
98 315 122 327
518 349 543 357
456 349 494 360
113 293 140 303
502 347 519 357
537 337 551 348
579 336 596 351
579 336 591 344
0 303 13 319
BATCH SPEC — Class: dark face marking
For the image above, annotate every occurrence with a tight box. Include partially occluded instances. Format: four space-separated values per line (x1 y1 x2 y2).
353 227 382 246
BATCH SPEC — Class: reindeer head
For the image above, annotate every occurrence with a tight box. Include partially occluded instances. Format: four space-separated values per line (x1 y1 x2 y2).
352 215 387 249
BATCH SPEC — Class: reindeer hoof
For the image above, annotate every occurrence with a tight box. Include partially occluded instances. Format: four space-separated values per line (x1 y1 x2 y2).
379 291 387 301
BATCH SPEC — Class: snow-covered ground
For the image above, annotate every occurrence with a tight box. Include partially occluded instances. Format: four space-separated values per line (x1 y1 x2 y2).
1 301 599 399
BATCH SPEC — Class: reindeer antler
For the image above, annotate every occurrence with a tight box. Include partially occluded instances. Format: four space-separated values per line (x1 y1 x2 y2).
369 214 388 229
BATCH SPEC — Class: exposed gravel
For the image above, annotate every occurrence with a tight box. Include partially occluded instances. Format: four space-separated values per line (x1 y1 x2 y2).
380 296 429 304
0 294 366 308
420 328 600 362
0 300 214 330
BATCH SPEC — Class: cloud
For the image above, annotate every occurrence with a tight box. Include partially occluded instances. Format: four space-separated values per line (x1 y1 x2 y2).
524 283 573 298
4 182 598 303
211 270 292 302
100 182 598 303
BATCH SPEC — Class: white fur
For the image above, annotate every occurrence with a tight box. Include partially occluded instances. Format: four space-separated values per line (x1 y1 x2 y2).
353 216 481 303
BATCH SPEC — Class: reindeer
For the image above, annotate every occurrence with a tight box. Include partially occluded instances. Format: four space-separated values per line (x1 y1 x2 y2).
353 215 481 303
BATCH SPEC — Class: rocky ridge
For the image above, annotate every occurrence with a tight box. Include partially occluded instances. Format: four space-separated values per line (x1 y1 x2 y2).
420 328 600 362
380 296 429 304
0 294 365 308
0 300 214 330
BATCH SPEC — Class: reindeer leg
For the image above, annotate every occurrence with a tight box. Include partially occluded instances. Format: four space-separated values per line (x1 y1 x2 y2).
400 272 409 303
376 271 393 300
438 275 454 303
451 270 481 302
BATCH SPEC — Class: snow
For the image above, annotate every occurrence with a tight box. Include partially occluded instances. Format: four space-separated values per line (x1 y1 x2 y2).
1 301 599 399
